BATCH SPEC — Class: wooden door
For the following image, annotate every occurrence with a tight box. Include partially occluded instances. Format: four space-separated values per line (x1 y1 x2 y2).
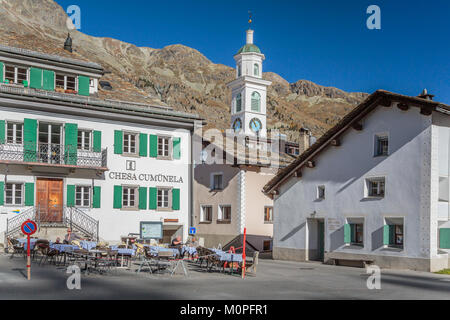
36 179 63 222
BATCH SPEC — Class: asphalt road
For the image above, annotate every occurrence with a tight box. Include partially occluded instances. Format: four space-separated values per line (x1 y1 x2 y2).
0 253 449 300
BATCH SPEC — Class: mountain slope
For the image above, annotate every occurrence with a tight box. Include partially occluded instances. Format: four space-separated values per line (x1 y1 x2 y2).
0 0 368 142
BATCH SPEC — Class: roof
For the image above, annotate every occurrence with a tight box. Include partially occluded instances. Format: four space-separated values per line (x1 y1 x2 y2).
237 44 261 54
263 89 450 195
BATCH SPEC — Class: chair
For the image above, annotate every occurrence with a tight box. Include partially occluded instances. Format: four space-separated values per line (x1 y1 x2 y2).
8 239 24 259
40 247 59 265
33 240 50 261
137 247 155 275
243 251 259 276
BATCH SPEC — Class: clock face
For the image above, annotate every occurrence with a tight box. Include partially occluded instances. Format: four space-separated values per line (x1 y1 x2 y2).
232 118 242 133
249 118 262 133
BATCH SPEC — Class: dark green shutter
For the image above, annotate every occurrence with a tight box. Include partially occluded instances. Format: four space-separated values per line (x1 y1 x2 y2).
0 120 5 144
0 181 4 205
439 228 450 249
139 133 148 157
67 185 75 207
350 224 356 243
42 70 55 91
149 187 157 210
25 183 34 206
29 67 43 89
173 137 181 159
113 185 122 209
172 188 180 210
383 225 391 245
139 187 147 210
149 135 158 158
114 130 123 154
23 119 37 162
344 224 351 244
93 131 102 153
64 123 78 165
78 76 90 96
0 62 3 82
93 186 101 208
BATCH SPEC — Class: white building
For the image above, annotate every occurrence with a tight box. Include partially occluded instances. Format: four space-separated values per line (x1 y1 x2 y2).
0 44 202 246
263 90 450 272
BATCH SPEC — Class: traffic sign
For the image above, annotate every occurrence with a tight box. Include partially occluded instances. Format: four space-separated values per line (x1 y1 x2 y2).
21 220 37 236
189 227 196 235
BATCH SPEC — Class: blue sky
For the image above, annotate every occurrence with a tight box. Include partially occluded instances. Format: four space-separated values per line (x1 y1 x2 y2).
55 0 450 103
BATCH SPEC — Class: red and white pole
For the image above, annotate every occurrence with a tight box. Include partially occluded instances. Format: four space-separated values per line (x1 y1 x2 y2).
242 227 246 279
27 234 31 280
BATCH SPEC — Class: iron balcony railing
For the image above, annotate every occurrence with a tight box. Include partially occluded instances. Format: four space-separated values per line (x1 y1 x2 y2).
0 142 107 168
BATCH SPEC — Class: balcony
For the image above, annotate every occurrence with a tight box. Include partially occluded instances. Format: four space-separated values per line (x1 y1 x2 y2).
0 142 108 171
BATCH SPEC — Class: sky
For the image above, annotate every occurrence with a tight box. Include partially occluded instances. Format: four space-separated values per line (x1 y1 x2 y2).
55 0 450 103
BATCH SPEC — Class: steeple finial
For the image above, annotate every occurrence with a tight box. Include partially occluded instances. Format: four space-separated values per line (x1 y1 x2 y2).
248 11 252 29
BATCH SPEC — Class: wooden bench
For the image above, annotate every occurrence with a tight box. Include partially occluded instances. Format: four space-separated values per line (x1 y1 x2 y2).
330 257 374 268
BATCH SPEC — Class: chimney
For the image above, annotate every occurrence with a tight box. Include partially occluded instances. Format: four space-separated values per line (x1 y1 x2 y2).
246 29 254 45
418 88 434 101
299 128 311 153
64 33 73 53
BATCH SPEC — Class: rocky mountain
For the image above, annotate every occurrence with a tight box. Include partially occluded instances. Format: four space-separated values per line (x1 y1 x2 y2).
0 0 368 142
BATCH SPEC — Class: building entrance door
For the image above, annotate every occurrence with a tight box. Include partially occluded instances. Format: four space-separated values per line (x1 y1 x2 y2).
36 178 64 223
318 221 325 261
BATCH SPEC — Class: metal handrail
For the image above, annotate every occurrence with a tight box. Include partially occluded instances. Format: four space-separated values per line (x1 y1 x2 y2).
5 207 36 245
63 206 99 241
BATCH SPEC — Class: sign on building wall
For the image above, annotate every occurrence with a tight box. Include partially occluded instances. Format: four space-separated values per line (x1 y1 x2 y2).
140 221 163 239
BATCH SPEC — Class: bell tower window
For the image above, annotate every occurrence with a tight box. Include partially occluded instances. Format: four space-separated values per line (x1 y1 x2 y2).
237 64 241 77
251 91 261 112
254 64 259 76
236 93 242 112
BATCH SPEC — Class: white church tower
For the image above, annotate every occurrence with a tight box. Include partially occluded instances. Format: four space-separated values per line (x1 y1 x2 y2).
228 25 272 139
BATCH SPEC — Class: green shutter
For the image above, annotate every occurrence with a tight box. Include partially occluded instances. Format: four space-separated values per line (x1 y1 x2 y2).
42 70 55 91
93 186 101 209
173 137 181 160
29 67 43 89
93 131 102 153
0 62 3 82
344 224 351 244
139 187 147 210
113 185 122 209
23 119 37 162
67 185 75 207
149 135 158 158
25 183 34 206
149 187 157 210
139 133 148 157
64 123 78 165
0 120 5 144
0 181 4 205
172 188 180 210
383 225 391 245
114 130 123 154
78 76 90 96
439 228 450 249
350 224 356 243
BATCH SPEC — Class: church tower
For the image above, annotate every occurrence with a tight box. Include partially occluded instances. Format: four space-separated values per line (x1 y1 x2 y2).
227 26 272 138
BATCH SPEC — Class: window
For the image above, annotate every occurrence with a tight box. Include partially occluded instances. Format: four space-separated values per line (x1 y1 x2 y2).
158 136 171 158
353 224 364 244
123 132 138 154
200 205 212 222
251 91 261 112
77 130 92 151
439 177 449 202
5 183 23 205
374 134 389 156
394 225 404 246
253 63 259 76
218 205 231 221
317 186 325 200
6 122 23 144
75 186 91 207
236 93 242 112
122 186 137 208
384 218 404 249
157 188 170 209
345 221 364 246
237 64 241 77
367 177 385 197
211 173 223 190
55 74 76 91
263 240 272 251
4 65 28 84
264 206 273 223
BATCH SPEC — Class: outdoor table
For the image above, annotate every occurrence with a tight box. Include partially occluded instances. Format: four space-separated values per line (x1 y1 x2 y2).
50 244 80 265
209 249 243 275
80 240 97 251
110 246 135 268
181 246 197 257
18 238 38 251
149 246 178 257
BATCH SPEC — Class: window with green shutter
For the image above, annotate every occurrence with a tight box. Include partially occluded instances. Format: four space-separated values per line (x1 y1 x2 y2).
93 186 101 208
114 130 123 154
113 185 122 209
139 133 148 157
139 187 147 209
172 188 180 210
0 181 4 205
0 62 4 82
383 225 392 245
43 70 55 91
149 135 158 158
64 123 78 165
78 76 90 96
344 224 351 244
67 185 75 207
25 183 34 206
93 131 102 153
0 120 5 144
439 228 450 249
149 187 157 210
29 67 43 89
173 137 181 159
23 119 37 162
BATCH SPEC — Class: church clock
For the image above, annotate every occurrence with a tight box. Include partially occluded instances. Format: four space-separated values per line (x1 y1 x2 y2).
232 118 242 133
249 118 262 133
